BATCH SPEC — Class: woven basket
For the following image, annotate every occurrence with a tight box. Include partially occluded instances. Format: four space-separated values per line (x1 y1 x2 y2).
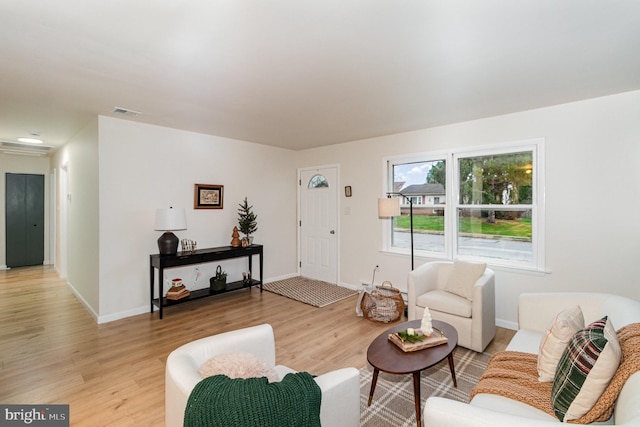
361 281 405 323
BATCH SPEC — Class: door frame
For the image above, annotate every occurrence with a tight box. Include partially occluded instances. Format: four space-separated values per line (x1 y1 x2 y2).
59 162 69 279
297 164 340 284
49 169 56 267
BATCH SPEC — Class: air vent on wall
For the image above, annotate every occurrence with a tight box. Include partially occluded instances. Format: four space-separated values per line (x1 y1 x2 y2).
113 107 142 116
0 141 53 156
1 141 52 151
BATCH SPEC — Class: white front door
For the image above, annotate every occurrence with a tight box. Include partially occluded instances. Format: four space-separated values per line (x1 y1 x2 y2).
299 166 338 283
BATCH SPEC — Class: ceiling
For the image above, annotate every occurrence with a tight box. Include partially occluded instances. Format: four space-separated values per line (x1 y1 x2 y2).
1 1 640 153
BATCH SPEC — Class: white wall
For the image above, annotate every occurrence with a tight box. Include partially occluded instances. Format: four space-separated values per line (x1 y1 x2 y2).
52 90 640 326
0 154 51 268
97 117 298 322
51 118 101 316
296 90 640 328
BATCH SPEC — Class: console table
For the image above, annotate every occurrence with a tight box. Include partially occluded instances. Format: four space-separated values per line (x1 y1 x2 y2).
149 244 263 319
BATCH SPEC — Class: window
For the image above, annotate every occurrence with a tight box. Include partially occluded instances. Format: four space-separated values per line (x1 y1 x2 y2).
391 159 447 254
405 196 423 205
308 174 329 188
385 140 544 270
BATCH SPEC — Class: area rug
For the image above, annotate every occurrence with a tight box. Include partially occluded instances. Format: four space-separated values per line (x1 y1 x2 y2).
360 347 490 426
262 276 357 307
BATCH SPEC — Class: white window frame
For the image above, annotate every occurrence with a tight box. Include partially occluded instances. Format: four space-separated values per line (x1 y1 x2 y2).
383 138 545 272
383 152 449 258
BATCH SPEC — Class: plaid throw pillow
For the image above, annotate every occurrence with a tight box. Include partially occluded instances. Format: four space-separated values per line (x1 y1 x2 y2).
551 316 621 422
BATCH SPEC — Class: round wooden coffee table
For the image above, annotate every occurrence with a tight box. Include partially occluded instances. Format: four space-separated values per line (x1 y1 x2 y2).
366 319 458 427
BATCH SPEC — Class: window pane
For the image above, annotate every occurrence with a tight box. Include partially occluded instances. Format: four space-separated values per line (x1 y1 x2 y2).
392 207 445 252
457 208 532 262
458 152 532 205
391 160 446 253
393 160 446 196
308 174 328 188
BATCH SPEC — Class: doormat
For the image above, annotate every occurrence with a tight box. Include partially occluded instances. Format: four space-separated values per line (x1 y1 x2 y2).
263 276 357 308
360 347 490 426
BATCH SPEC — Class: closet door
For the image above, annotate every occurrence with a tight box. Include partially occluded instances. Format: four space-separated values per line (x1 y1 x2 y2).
6 173 44 267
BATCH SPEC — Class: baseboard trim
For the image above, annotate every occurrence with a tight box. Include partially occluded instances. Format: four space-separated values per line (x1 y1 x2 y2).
98 306 150 324
66 281 99 322
67 281 147 325
96 273 300 324
263 273 298 284
339 281 361 291
496 318 518 330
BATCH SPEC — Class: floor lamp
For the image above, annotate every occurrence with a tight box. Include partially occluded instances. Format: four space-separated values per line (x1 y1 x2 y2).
378 192 415 270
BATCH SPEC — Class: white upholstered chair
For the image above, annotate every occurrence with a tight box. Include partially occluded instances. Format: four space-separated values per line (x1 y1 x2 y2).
408 261 496 352
165 323 360 427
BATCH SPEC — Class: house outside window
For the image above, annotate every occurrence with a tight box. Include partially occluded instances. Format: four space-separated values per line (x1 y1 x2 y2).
405 195 423 205
385 139 544 271
390 160 448 254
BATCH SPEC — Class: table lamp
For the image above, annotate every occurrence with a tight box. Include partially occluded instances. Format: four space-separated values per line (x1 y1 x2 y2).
155 207 187 255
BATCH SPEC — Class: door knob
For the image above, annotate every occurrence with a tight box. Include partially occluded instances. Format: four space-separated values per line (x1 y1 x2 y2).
330 230 335 234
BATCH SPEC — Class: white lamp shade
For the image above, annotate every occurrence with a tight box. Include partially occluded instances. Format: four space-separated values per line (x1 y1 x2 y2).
155 207 187 231
378 197 401 218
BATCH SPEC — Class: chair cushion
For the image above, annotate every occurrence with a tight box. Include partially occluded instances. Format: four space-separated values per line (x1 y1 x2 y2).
537 305 585 382
417 289 472 318
198 352 279 382
551 316 621 422
445 260 486 301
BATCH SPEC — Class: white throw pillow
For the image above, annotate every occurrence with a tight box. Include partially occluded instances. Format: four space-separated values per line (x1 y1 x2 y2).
537 305 585 382
444 260 486 301
198 352 279 382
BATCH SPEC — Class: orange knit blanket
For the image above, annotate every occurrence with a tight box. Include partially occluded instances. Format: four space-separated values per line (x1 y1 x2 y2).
471 323 640 424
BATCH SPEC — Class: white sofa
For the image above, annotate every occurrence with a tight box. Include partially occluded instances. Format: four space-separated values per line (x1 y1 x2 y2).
165 323 360 427
423 292 640 426
408 261 496 352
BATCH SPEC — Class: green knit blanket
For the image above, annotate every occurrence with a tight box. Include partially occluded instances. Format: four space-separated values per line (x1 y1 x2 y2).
184 372 322 427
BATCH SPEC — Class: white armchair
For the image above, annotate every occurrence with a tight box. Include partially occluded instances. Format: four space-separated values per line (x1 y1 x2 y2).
408 261 496 352
165 323 360 427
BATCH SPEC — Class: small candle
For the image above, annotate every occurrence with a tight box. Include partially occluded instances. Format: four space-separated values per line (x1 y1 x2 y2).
407 328 415 336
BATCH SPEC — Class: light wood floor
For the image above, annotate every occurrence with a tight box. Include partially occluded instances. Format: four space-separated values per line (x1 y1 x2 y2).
0 266 514 426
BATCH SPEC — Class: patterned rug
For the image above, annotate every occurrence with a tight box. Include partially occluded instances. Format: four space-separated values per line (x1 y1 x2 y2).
360 347 490 426
262 276 357 307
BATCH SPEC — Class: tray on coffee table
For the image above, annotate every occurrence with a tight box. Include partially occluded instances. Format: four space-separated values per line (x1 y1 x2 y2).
388 328 448 352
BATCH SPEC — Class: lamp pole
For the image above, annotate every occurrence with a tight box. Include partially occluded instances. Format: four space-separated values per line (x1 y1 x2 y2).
386 192 414 270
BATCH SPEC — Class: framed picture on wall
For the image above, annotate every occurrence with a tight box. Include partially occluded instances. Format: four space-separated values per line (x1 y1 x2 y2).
194 184 224 209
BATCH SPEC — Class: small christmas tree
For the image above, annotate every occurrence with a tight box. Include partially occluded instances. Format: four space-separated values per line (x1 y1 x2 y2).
237 197 258 237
